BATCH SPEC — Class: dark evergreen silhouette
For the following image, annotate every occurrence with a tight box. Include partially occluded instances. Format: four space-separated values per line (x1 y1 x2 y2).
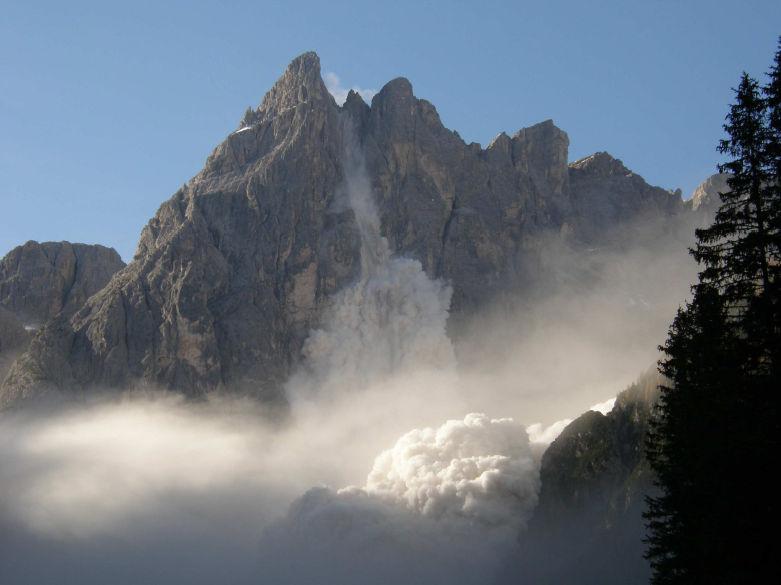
762 39 781 372
694 73 772 308
646 39 781 585
645 285 742 584
766 40 781 188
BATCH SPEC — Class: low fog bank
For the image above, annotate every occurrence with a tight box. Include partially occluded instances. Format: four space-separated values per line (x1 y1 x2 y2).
0 397 541 584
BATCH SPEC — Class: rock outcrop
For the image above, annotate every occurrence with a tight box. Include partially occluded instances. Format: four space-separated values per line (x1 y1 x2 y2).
568 152 684 245
689 172 730 213
518 369 661 584
0 241 125 326
1 52 698 408
0 241 125 381
0 306 30 358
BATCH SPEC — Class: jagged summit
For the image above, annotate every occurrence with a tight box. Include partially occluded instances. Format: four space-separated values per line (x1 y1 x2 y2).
0 53 704 409
238 51 329 128
690 173 729 211
0 241 125 383
375 77 414 101
344 89 366 106
288 50 320 72
570 151 631 177
0 241 125 324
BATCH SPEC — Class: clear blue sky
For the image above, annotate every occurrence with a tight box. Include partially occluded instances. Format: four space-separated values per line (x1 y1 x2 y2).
1 0 779 261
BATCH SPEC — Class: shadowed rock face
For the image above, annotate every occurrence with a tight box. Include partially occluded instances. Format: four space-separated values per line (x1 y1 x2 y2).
0 307 29 361
1 52 694 408
517 369 661 584
0 306 30 385
535 370 658 522
0 241 125 381
568 152 684 245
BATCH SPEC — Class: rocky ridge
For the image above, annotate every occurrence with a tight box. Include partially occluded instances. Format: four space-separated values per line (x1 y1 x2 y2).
0 241 125 380
1 52 703 408
689 172 730 213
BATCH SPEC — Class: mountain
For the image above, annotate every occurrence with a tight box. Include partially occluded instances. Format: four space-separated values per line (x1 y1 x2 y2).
0 52 699 409
689 172 730 214
0 241 125 381
0 241 125 325
516 369 661 584
568 152 683 244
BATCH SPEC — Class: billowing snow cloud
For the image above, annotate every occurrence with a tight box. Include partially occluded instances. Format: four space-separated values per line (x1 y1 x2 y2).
324 71 377 105
525 395 618 450
526 418 573 447
257 413 541 584
358 413 539 528
590 396 616 415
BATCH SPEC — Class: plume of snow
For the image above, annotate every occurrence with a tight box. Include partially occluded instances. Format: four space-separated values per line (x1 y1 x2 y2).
359 412 539 528
291 121 454 398
526 418 573 447
589 396 616 415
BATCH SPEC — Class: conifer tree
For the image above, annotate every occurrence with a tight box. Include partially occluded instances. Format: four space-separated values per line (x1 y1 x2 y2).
765 39 781 182
646 40 781 585
762 39 781 372
645 285 739 585
693 73 772 308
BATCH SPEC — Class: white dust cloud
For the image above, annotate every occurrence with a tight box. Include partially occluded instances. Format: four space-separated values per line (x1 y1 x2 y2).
526 418 573 447
289 122 454 401
359 413 539 527
256 412 539 585
590 396 617 415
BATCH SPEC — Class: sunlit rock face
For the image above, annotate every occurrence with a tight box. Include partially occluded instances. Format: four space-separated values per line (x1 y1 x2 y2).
690 172 730 213
1 52 697 408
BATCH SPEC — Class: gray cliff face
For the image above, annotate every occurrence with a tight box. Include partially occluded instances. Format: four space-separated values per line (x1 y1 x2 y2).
1 52 693 408
360 78 571 313
0 241 125 381
519 369 661 584
0 241 125 326
0 306 30 358
568 152 684 245
0 306 30 369
3 53 355 405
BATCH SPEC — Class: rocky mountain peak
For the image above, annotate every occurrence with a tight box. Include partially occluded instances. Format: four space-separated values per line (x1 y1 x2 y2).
256 51 331 117
0 53 706 410
374 77 414 103
570 151 630 177
0 241 125 325
511 120 570 197
0 241 125 383
344 89 367 107
690 173 729 211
